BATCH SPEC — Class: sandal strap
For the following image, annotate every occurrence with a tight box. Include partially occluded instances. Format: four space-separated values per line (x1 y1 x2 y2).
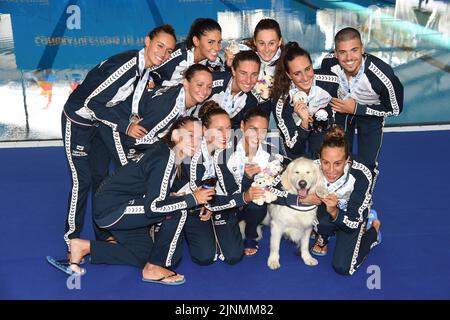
70 262 82 267
154 271 177 282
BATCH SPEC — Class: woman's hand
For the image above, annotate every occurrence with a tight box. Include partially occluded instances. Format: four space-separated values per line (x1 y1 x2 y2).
127 118 148 138
193 188 216 205
199 207 212 221
322 193 338 220
330 97 356 114
244 163 261 178
244 186 266 203
223 47 235 68
299 193 322 206
293 102 310 129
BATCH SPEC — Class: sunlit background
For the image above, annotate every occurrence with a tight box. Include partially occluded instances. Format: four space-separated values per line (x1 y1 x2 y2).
0 0 449 141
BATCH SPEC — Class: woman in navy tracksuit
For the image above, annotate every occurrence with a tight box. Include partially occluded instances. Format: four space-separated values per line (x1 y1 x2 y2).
152 17 224 87
224 18 283 105
222 107 289 256
169 101 266 265
62 116 216 285
270 42 339 160
205 50 260 129
61 25 176 251
306 126 381 275
98 64 213 167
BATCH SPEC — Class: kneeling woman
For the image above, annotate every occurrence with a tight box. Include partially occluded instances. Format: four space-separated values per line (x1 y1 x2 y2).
173 101 265 265
61 117 215 285
309 126 381 275
220 107 289 256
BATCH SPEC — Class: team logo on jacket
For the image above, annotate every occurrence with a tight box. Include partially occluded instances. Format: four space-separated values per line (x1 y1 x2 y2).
76 145 84 151
152 86 171 98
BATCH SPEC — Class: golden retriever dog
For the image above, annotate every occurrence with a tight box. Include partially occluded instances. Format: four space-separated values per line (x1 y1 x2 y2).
266 157 321 270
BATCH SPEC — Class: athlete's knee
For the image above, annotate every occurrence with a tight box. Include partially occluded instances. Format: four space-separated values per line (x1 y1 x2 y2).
192 255 215 266
332 260 352 276
191 249 215 266
223 252 243 265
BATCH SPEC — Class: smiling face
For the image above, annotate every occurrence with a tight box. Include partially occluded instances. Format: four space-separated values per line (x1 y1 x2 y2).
193 30 222 62
240 115 268 152
254 29 281 62
144 32 176 68
319 146 349 183
287 55 315 93
232 60 260 93
334 38 364 77
203 114 231 150
184 70 213 107
173 120 203 158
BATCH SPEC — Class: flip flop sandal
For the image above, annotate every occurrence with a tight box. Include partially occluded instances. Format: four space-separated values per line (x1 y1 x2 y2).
46 256 87 276
367 209 382 245
243 239 259 256
311 235 328 256
51 257 86 266
142 271 185 286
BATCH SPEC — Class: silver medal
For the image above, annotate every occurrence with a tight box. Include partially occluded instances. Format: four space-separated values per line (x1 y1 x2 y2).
315 185 330 199
293 91 308 104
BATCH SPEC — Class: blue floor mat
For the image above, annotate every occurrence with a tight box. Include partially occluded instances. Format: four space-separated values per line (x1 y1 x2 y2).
0 130 449 299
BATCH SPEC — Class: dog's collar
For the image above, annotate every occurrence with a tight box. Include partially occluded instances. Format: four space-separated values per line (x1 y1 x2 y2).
287 204 317 212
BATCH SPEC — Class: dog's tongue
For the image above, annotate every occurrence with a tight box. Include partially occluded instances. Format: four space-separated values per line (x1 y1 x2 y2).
298 188 308 198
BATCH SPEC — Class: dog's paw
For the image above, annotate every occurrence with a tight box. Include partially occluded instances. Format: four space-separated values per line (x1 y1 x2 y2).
267 256 281 270
302 255 318 266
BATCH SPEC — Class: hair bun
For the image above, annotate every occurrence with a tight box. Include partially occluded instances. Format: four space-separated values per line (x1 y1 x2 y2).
198 100 221 120
325 125 345 141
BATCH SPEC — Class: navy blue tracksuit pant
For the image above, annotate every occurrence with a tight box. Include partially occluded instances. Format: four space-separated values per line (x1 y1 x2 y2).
182 208 243 266
316 205 378 275
237 202 267 240
91 206 187 268
62 114 112 249
97 123 139 169
335 113 383 185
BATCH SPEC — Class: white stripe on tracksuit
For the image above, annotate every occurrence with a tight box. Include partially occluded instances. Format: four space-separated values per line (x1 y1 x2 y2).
63 119 79 250
164 210 187 267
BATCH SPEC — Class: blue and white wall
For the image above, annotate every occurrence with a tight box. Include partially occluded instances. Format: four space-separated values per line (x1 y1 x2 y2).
1 0 449 141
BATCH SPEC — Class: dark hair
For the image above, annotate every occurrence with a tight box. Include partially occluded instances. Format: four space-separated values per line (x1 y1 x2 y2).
198 100 229 128
183 63 212 81
231 50 261 71
253 18 282 41
147 24 177 42
242 106 269 123
319 125 350 159
186 18 222 49
161 116 201 149
271 41 312 101
334 27 362 47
